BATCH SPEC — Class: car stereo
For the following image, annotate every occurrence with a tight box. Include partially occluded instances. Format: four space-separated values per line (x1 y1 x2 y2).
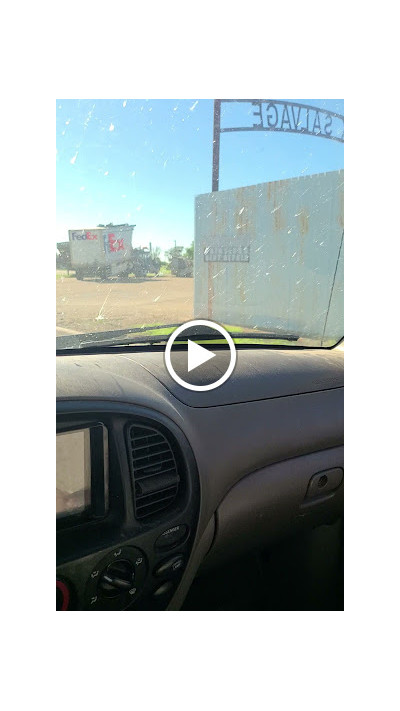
56 422 108 528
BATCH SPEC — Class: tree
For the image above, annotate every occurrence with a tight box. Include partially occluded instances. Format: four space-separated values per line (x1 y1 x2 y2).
184 241 194 261
165 245 184 262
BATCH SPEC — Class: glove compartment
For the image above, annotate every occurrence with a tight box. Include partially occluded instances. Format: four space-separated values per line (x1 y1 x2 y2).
200 447 344 572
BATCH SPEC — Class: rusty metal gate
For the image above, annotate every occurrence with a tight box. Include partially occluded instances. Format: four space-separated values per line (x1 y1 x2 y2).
194 169 344 346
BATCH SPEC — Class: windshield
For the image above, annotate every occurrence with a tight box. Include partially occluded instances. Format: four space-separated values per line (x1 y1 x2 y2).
56 99 343 349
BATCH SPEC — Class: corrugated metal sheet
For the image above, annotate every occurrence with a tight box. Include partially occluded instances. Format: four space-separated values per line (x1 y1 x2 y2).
194 170 344 345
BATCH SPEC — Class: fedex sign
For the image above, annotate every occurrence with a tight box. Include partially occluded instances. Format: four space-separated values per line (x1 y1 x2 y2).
104 233 125 253
70 230 99 241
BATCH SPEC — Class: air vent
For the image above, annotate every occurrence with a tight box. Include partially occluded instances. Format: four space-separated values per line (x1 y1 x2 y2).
127 424 180 519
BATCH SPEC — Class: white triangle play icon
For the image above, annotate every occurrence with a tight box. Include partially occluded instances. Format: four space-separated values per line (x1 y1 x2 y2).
187 339 216 372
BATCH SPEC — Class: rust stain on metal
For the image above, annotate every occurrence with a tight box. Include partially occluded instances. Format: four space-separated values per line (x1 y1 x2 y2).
296 208 309 263
207 261 214 319
267 180 285 231
298 233 305 264
236 188 254 234
298 208 309 236
215 198 227 232
273 205 285 231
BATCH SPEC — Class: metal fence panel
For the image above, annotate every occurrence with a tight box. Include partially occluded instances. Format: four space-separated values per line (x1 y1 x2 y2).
194 170 344 344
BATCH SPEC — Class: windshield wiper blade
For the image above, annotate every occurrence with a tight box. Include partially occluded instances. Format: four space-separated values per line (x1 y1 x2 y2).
56 324 183 350
57 328 299 351
228 331 299 342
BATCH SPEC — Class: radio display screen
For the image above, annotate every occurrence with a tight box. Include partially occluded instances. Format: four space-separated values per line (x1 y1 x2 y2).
56 428 91 518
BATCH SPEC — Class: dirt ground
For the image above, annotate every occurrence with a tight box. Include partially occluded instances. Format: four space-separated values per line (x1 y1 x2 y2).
56 273 194 335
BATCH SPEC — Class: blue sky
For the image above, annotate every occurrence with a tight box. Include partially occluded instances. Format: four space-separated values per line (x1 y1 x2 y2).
56 99 344 254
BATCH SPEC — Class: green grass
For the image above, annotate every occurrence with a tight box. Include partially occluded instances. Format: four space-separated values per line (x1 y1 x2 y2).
123 323 297 346
56 270 74 279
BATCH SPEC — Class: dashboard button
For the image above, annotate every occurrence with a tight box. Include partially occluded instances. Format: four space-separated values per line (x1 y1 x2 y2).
155 525 188 550
153 581 174 599
154 555 184 577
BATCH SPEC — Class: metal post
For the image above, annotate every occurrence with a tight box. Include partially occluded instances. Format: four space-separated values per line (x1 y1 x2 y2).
212 100 221 192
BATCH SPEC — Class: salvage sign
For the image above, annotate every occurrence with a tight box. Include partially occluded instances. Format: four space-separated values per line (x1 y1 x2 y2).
221 100 344 143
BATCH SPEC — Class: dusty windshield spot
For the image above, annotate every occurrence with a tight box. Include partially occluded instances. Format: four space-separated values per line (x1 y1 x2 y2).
56 99 343 348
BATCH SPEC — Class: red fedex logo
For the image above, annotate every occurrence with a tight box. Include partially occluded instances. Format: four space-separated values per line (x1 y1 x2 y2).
85 231 98 240
107 233 125 252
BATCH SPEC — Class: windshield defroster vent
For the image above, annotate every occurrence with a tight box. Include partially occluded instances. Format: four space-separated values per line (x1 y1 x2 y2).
127 424 180 519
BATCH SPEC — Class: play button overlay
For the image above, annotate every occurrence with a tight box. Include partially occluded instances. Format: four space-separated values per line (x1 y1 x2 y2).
187 339 216 372
165 319 237 392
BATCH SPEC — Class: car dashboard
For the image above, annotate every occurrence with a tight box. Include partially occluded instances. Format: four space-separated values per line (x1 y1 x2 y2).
56 345 344 611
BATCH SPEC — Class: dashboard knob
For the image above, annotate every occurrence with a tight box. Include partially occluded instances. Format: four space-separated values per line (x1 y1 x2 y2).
99 560 135 598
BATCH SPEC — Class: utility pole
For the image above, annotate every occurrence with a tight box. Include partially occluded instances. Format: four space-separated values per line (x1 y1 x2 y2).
212 99 221 192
